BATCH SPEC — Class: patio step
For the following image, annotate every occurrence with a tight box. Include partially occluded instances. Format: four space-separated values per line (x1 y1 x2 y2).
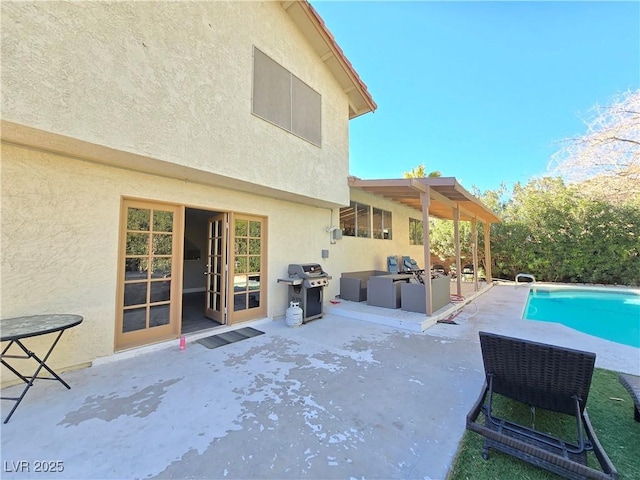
325 301 436 332
326 282 495 333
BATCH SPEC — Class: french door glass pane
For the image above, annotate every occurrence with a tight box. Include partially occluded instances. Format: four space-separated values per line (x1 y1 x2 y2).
249 292 260 308
150 281 171 303
234 275 247 292
235 257 248 273
153 211 173 232
249 239 260 254
249 275 260 290
149 305 170 327
152 257 171 277
249 256 261 272
124 283 147 307
249 221 261 237
234 293 247 311
235 219 248 236
153 234 173 255
123 308 146 332
235 238 247 255
127 233 149 255
125 258 149 279
127 208 150 231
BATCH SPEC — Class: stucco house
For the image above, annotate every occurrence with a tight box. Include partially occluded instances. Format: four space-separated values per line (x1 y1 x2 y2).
1 1 498 380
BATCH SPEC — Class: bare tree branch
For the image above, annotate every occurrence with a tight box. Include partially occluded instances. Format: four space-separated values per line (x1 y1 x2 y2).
549 90 640 204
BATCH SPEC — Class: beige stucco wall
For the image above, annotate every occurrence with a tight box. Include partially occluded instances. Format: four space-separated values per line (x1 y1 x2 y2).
1 147 431 381
1 1 351 205
0 147 330 372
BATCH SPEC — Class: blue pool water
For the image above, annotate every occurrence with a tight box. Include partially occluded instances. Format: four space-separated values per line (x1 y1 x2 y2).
523 287 640 348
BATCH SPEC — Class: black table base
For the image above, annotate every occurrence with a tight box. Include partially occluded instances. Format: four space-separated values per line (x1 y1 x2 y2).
1 330 72 423
1 314 82 423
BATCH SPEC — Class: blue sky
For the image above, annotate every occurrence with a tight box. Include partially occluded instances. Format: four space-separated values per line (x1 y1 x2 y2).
311 1 640 193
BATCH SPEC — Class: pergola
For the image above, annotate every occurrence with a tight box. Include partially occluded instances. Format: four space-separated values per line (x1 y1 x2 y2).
348 176 501 315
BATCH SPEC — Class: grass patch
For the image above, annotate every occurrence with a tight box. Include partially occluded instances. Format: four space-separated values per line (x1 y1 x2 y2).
448 368 640 479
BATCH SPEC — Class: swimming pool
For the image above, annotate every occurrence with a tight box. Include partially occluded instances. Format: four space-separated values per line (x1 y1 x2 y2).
523 285 640 348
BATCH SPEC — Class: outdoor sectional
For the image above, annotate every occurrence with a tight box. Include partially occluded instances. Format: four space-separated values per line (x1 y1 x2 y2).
339 270 387 302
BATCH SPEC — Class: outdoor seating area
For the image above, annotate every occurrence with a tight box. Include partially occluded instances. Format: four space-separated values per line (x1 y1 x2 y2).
466 331 618 480
339 268 454 314
340 255 466 315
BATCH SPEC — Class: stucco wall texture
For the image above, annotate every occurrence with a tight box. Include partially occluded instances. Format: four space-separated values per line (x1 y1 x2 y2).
1 149 428 379
1 1 351 205
1 1 431 381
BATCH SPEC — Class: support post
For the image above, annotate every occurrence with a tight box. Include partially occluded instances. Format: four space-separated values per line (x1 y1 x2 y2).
421 190 432 315
472 217 479 292
484 222 493 283
454 206 462 296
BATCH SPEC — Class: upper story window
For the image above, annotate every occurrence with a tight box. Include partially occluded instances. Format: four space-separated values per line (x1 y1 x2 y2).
340 201 370 238
252 47 322 146
372 207 392 240
409 218 423 245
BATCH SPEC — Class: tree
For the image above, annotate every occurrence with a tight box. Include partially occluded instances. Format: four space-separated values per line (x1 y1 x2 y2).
402 164 476 264
549 89 640 204
482 178 640 285
403 164 442 178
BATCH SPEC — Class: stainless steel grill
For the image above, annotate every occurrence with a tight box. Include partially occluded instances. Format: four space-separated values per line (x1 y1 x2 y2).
278 263 331 323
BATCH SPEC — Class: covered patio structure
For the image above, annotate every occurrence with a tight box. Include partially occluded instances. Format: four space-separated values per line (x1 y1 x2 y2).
349 176 501 315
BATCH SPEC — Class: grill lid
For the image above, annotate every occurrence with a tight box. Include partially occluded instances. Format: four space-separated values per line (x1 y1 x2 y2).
288 263 327 278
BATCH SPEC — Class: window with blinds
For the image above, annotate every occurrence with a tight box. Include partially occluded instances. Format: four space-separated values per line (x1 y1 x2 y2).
252 47 322 146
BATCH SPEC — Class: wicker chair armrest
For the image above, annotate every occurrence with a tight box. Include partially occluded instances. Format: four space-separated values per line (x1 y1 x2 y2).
466 381 488 426
618 373 640 421
582 410 618 479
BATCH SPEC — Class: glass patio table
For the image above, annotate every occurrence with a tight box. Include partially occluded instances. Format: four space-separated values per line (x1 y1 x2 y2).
1 314 83 423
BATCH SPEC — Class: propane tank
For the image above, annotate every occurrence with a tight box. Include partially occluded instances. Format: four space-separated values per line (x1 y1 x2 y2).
285 301 303 327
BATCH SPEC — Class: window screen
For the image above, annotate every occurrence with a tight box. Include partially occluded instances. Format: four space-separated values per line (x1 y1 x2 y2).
409 218 424 245
373 208 392 240
340 201 370 238
253 47 321 146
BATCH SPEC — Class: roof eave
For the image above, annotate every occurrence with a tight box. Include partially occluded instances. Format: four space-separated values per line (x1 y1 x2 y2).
349 177 502 224
282 1 377 119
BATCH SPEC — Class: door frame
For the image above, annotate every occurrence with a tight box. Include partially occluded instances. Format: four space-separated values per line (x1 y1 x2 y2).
115 198 184 351
227 212 268 325
115 200 270 351
205 212 228 325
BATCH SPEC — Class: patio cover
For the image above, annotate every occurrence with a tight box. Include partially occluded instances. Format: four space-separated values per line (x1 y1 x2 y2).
348 176 501 315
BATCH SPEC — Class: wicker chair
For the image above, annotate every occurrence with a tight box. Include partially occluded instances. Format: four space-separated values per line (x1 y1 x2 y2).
466 332 617 480
618 373 640 422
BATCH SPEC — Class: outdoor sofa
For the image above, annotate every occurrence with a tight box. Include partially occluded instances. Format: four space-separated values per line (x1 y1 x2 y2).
339 270 387 302
400 274 451 313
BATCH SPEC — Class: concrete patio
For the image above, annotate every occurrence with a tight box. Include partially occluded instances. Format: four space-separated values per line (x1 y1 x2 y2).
1 284 638 480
